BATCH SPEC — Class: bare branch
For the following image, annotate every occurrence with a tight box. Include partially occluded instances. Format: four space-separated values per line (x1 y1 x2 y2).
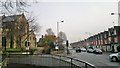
26 13 41 34
0 0 30 15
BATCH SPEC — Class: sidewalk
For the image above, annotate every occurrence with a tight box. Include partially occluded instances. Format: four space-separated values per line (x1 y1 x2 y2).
103 51 118 54
55 50 73 57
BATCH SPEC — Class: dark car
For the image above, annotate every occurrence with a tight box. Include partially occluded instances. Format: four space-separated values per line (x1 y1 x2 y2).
75 48 81 53
87 49 94 53
93 48 103 54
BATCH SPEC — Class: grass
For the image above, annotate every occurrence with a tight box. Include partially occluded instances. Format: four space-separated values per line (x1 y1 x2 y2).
2 48 26 53
6 48 23 51
2 48 37 55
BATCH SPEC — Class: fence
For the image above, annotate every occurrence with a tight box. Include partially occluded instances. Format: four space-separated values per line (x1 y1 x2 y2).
6 54 97 68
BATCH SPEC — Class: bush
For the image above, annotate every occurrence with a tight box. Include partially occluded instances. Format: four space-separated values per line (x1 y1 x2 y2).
29 49 37 55
117 45 120 52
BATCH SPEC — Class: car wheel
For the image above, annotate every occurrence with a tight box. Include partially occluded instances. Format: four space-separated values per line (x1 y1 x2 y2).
112 57 118 62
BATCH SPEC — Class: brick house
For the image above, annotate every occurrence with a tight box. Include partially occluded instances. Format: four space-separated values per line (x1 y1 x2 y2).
70 25 120 53
103 31 109 51
110 26 120 52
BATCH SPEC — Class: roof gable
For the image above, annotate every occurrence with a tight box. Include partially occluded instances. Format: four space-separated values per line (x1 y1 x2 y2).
2 14 25 22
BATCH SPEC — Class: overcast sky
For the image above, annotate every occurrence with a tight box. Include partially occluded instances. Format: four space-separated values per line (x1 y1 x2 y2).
27 0 120 43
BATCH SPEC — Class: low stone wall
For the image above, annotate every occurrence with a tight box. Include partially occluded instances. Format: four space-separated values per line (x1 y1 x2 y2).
6 55 71 67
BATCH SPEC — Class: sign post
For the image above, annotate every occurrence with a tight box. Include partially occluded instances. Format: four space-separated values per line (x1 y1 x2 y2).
66 40 69 55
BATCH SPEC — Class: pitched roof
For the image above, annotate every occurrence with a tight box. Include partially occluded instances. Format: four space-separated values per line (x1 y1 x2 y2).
2 14 24 22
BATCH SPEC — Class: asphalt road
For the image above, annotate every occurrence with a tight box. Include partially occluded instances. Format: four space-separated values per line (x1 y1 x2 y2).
69 50 120 68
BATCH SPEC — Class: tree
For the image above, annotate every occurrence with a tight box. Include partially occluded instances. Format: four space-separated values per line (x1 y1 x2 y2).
58 31 67 42
21 14 41 42
0 0 30 15
40 35 57 54
46 28 54 35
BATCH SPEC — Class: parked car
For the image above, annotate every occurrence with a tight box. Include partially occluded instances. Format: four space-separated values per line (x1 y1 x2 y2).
93 48 103 54
87 48 94 53
80 48 87 52
75 48 81 53
109 52 120 62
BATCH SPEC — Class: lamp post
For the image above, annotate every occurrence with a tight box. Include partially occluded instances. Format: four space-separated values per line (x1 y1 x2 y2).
57 21 64 43
57 21 64 37
111 12 120 26
56 21 64 52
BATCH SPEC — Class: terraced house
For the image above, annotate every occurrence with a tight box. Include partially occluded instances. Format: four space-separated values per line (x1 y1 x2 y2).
71 26 120 52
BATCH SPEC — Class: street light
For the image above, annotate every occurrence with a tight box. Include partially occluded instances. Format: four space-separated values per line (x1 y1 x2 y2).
56 21 64 51
57 21 64 37
111 12 120 26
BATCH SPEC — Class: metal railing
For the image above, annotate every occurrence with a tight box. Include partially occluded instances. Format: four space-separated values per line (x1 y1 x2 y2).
54 55 97 68
5 54 97 68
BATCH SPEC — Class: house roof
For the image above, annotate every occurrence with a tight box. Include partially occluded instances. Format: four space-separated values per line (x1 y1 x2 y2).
2 14 24 22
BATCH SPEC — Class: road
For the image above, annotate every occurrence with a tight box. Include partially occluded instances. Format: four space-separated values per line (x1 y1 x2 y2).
69 49 120 68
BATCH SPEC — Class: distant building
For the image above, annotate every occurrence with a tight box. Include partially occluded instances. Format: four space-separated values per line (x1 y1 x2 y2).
71 26 120 52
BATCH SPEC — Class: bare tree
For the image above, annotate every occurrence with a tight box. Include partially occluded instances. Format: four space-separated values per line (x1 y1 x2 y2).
58 31 67 42
27 13 41 33
0 0 30 15
46 28 55 35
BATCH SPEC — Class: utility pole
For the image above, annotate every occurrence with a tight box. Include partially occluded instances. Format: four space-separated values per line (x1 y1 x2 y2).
66 40 69 55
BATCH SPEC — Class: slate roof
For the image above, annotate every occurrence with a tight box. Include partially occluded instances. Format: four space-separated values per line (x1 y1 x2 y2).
2 14 23 22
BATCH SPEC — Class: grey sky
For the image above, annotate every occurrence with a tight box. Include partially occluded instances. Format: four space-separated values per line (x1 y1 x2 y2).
27 0 120 43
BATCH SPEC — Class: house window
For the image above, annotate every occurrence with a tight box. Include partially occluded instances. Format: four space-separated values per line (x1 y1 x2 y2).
98 40 100 45
108 37 111 43
101 40 103 44
114 29 117 35
105 34 106 38
105 40 107 44
114 37 117 43
30 37 31 40
109 32 111 36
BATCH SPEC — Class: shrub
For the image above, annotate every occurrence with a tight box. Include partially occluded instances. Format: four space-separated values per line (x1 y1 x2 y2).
29 49 37 55
117 45 120 52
